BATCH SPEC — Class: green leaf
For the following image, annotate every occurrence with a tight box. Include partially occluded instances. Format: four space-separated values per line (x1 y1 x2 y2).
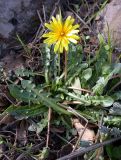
104 116 121 127
3 104 47 119
60 88 114 107
113 91 121 100
81 68 92 81
92 77 106 95
40 147 49 159
71 77 81 94
93 63 121 95
78 109 100 123
109 102 121 115
66 63 88 85
9 81 70 115
98 34 105 44
104 44 110 51
32 88 70 115
15 68 35 77
9 84 40 103
100 96 114 107
106 145 121 159
28 117 48 134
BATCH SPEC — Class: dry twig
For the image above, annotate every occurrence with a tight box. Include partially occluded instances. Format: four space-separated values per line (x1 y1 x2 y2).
57 136 121 160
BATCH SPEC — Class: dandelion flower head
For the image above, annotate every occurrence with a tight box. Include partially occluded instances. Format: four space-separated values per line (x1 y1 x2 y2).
42 14 80 53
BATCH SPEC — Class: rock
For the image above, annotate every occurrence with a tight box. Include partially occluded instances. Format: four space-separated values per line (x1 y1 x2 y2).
72 118 95 145
96 0 121 48
0 0 41 58
0 0 41 40
0 0 57 57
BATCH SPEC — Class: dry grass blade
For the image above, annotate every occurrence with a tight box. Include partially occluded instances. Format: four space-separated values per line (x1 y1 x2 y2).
46 107 52 148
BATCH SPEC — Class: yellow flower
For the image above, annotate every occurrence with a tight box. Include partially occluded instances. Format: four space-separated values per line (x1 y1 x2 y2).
42 14 80 53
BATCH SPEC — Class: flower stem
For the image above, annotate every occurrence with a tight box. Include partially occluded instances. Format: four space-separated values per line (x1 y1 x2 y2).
58 53 60 75
64 50 67 80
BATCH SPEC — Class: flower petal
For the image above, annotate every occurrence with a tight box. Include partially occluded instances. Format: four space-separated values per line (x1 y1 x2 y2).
52 16 62 32
59 41 64 53
61 38 69 51
68 38 78 44
44 36 57 45
64 16 74 28
68 34 80 40
45 23 54 31
67 29 79 36
71 24 80 30
56 14 63 29
54 40 61 53
42 32 56 37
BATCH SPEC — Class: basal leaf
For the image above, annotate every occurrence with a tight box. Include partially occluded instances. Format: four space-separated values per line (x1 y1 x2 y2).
3 104 47 119
81 68 92 81
9 82 70 115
